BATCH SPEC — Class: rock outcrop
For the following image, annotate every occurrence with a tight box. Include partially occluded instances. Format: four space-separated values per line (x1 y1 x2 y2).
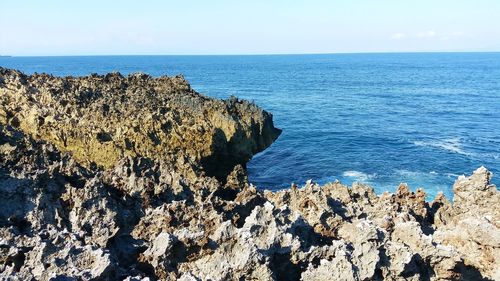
0 68 498 280
0 67 281 181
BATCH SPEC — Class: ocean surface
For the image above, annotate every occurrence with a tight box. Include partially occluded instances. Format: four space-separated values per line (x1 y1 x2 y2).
1 53 499 198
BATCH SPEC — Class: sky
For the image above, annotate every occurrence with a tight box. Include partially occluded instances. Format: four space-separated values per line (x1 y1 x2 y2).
1 0 499 56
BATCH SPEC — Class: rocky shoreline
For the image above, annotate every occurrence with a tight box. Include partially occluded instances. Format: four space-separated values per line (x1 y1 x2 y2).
0 67 498 280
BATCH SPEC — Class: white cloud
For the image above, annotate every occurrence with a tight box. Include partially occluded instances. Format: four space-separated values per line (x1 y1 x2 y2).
416 30 437 38
441 31 466 41
390 30 466 42
391 32 406 40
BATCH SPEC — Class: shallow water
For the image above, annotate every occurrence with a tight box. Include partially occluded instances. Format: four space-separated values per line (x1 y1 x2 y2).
1 53 499 198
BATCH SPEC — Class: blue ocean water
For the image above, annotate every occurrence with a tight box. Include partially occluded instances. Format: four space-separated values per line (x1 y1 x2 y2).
1 53 499 199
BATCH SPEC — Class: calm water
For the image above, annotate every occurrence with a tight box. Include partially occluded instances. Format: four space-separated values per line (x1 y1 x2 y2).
1 53 499 198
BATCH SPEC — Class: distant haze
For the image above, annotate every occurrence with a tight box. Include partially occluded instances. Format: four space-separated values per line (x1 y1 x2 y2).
1 0 499 56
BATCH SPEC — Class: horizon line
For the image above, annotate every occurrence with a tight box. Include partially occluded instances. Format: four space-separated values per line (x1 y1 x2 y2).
2 50 500 58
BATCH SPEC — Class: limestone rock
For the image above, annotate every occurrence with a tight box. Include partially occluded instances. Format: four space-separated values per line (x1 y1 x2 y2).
0 68 498 280
0 67 281 181
433 167 500 280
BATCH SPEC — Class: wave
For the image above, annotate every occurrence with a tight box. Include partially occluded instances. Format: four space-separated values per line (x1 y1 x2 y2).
444 172 462 178
395 169 430 177
413 138 467 155
342 170 376 181
413 138 500 161
395 169 460 178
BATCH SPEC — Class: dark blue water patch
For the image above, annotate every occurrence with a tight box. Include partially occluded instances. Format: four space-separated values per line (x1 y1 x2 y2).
1 53 499 199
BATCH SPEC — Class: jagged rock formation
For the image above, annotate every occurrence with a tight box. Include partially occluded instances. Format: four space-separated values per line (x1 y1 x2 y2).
0 68 498 280
0 67 281 181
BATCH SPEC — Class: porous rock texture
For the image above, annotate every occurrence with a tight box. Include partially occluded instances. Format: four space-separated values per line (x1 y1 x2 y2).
0 68 499 281
0 67 281 181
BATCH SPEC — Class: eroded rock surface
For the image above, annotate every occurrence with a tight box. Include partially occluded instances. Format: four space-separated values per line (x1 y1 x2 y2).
0 67 281 180
0 68 498 280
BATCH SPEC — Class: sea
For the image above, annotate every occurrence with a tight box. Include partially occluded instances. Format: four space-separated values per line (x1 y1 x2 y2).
1 53 499 199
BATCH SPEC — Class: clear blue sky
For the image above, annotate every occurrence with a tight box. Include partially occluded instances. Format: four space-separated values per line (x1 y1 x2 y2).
1 0 499 56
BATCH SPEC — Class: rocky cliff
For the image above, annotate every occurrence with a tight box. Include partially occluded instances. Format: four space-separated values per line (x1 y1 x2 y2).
0 68 498 281
0 68 281 181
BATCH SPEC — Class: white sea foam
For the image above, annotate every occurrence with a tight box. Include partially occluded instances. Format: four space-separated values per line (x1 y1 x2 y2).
395 169 425 178
342 170 375 181
444 172 462 178
413 138 500 162
414 138 468 155
395 169 464 181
